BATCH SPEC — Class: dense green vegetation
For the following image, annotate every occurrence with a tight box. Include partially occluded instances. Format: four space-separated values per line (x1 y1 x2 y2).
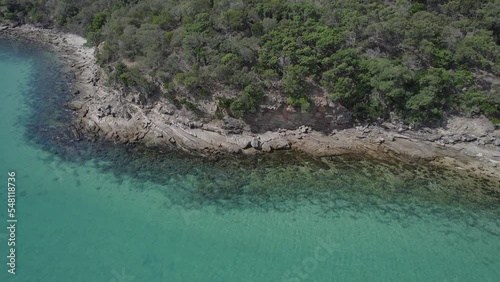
2 0 499 124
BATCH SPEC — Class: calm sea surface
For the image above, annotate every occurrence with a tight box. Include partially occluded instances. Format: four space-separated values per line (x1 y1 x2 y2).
0 38 499 282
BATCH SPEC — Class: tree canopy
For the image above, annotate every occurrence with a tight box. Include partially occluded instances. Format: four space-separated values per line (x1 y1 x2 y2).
2 0 499 124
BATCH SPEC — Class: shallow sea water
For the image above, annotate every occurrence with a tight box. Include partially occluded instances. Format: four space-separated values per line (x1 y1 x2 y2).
0 38 499 282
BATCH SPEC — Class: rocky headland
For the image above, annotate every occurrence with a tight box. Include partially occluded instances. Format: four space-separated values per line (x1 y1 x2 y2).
2 24 500 186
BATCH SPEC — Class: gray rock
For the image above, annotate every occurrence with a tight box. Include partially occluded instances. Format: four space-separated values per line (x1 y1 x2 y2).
381 122 397 130
479 137 491 145
227 145 242 154
392 134 410 140
483 137 495 145
236 138 251 149
461 134 477 142
161 104 176 115
116 106 132 120
299 125 311 134
97 105 113 118
269 139 291 150
425 134 442 142
435 141 445 147
223 118 244 134
133 93 144 104
189 121 203 129
65 101 84 110
261 142 272 152
397 125 409 133
251 138 261 149
494 139 500 146
443 135 461 144
105 105 112 116
336 114 351 125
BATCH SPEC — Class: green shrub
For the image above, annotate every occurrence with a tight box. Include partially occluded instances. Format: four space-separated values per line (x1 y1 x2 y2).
215 111 224 119
460 91 500 116
288 97 311 112
180 99 199 111
230 83 265 117
262 69 279 79
89 13 106 32
282 65 308 99
216 96 234 109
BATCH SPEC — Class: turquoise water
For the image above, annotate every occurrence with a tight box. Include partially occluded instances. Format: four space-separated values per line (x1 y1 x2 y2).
0 38 499 282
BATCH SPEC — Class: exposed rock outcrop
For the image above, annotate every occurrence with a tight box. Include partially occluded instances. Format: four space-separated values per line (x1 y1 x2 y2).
246 102 352 133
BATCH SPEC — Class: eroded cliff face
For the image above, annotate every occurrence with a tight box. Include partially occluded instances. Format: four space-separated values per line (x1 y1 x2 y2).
245 102 352 133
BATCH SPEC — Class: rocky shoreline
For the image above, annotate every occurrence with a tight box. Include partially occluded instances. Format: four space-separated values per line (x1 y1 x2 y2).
1 24 500 186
